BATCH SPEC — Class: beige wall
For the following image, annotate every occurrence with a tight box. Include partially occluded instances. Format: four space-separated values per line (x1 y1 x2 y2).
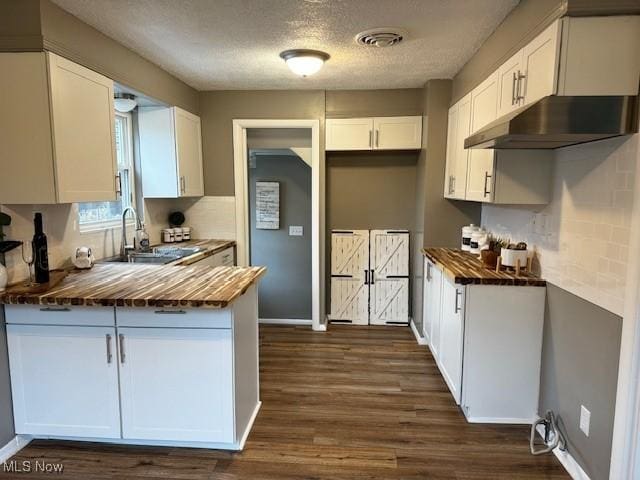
199 90 326 196
325 89 423 119
0 0 199 114
327 152 418 230
451 0 566 104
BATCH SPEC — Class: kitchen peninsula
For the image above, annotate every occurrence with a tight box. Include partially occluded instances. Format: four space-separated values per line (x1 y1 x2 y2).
0 263 265 451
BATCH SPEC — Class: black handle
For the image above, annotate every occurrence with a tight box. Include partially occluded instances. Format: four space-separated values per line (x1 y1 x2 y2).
364 270 369 285
370 269 375 285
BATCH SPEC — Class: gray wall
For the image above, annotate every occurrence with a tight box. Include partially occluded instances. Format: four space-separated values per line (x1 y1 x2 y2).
540 284 622 480
249 154 312 320
0 308 14 446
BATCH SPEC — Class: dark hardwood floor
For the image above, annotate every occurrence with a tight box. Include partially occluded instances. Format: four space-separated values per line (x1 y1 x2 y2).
2 325 569 479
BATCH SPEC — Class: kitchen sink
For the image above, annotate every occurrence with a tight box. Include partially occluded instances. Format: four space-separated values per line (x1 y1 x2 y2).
101 246 205 265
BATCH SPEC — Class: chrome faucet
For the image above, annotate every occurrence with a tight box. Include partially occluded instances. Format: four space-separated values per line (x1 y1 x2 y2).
120 207 142 258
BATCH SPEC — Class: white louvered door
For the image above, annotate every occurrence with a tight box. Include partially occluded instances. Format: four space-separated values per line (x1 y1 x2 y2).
329 230 370 325
369 230 410 325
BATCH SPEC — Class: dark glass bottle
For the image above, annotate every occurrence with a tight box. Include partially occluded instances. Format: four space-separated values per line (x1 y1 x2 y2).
33 212 49 284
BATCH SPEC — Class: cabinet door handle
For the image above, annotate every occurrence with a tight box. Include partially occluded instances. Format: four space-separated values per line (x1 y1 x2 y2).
364 269 369 285
369 130 373 148
454 289 462 313
39 307 70 312
154 310 187 315
375 130 379 148
119 334 126 364
516 70 526 103
483 171 492 198
426 262 432 281
180 176 186 194
512 72 518 106
370 269 375 285
106 334 113 364
115 173 122 197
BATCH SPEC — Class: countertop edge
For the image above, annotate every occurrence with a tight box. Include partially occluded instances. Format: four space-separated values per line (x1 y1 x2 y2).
423 248 546 287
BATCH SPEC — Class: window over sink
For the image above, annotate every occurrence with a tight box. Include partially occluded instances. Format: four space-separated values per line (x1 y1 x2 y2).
78 111 135 231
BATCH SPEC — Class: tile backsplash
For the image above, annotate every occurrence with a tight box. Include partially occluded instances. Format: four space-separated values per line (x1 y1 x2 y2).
482 135 637 316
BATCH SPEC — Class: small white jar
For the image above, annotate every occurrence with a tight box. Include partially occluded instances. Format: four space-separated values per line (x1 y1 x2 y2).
163 228 175 243
461 224 479 251
182 227 191 241
173 228 183 243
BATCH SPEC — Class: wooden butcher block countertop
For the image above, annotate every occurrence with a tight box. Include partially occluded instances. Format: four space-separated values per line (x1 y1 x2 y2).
0 263 266 308
423 248 546 287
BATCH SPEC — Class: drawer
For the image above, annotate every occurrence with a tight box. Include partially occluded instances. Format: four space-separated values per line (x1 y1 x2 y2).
216 247 235 266
4 304 115 327
116 307 232 329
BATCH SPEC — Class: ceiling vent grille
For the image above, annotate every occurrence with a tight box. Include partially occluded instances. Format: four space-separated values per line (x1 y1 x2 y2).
355 28 406 48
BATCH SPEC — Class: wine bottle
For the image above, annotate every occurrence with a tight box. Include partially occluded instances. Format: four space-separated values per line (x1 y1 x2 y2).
33 212 49 284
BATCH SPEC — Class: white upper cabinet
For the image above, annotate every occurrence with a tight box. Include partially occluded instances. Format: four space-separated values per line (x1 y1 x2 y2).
373 116 422 150
444 94 471 200
326 116 421 151
326 118 374 150
520 20 561 106
496 50 525 118
0 52 117 204
139 106 204 198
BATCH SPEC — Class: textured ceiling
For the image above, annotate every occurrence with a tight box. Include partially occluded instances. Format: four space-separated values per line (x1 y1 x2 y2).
51 0 519 91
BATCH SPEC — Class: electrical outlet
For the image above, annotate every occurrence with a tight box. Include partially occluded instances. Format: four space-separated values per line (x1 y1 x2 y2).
580 405 591 436
289 226 303 236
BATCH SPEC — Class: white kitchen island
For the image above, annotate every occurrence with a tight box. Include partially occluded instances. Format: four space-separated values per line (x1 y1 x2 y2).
1 264 265 451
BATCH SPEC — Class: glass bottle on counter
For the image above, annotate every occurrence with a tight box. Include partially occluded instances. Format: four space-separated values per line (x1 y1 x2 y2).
32 212 49 284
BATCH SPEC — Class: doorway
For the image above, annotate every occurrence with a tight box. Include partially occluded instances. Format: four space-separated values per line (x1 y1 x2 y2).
232 119 322 331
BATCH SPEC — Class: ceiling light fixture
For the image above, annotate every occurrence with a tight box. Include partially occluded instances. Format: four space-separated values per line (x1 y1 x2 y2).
114 93 137 113
279 49 330 77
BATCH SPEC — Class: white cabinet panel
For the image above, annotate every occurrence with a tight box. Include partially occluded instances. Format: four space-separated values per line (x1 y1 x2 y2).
521 20 561 106
496 50 525 118
443 104 458 198
7 324 121 438
453 94 472 199
48 53 117 203
373 116 422 150
139 106 204 198
194 247 235 267
5 304 115 327
439 276 464 405
118 327 234 443
470 70 499 133
422 259 442 352
0 52 117 204
329 230 370 325
175 107 204 197
465 150 495 203
326 118 373 151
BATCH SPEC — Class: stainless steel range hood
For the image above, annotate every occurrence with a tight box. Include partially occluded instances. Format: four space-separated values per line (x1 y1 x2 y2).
465 96 638 150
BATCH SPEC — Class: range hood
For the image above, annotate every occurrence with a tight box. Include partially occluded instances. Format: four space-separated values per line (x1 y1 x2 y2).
465 96 638 150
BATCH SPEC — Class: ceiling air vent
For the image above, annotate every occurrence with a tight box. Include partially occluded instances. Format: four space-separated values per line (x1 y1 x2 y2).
355 28 406 48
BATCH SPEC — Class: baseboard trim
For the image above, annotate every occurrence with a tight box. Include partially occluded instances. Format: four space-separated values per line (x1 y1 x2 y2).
410 319 428 346
259 318 312 325
0 435 32 463
536 424 591 480
237 401 261 451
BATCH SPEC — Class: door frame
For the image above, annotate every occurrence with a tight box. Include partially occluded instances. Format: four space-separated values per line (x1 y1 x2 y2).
232 119 323 332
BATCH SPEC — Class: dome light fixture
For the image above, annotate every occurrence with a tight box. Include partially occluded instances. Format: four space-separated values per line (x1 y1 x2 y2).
279 49 330 77
114 93 137 113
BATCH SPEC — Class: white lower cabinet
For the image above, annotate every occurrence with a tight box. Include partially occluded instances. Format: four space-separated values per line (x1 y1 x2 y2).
422 262 545 423
5 297 260 449
438 276 464 405
7 324 121 438
118 327 234 443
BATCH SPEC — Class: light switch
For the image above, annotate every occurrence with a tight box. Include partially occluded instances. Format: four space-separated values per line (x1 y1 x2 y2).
289 226 303 236
580 405 591 436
